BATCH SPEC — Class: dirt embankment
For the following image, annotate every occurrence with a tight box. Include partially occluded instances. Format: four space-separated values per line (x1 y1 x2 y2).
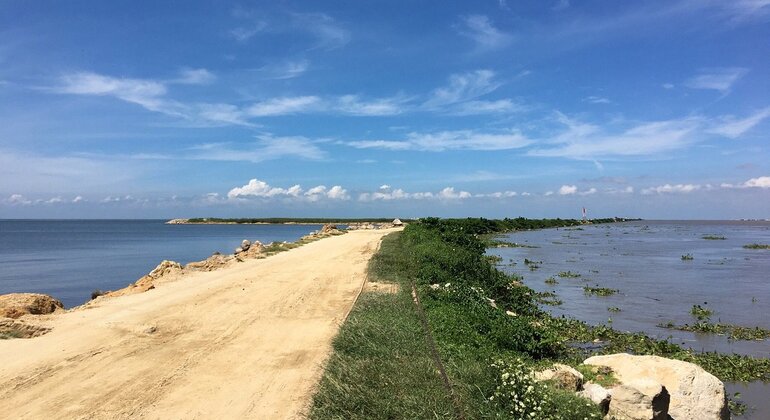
0 228 396 419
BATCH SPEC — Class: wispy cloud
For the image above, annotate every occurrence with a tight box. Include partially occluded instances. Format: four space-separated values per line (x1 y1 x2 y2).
246 96 321 116
708 106 770 138
257 59 310 80
335 95 406 116
424 70 501 108
583 95 611 104
348 129 532 152
684 67 748 94
457 15 512 50
173 68 216 85
188 135 326 163
528 113 700 159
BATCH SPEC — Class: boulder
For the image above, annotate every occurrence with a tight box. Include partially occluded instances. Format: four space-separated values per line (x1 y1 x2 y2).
578 383 611 415
584 353 728 420
147 260 183 279
241 239 251 251
534 363 584 391
608 379 670 420
0 293 64 319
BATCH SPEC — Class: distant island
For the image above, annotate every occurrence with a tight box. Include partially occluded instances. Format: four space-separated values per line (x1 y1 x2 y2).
166 217 411 225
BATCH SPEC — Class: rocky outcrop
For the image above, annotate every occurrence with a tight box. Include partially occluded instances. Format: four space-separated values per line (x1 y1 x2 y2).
585 353 729 420
0 293 64 319
147 260 183 279
186 253 234 271
236 240 265 258
608 379 670 420
165 218 189 224
535 363 584 391
105 260 184 298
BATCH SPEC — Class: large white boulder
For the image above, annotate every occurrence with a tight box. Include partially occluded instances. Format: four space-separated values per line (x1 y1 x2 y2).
584 353 729 420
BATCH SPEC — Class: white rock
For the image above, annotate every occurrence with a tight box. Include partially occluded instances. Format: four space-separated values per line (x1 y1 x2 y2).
578 383 611 415
585 353 728 420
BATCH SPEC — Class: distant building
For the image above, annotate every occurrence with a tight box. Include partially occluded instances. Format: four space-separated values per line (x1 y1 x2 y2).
392 218 403 226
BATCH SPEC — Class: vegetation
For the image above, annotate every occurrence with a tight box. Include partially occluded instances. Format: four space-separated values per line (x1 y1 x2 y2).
690 304 713 321
557 271 581 278
658 321 770 341
681 254 694 260
702 235 726 240
743 243 770 250
544 277 559 285
607 307 621 313
312 217 768 419
583 286 619 297
90 289 107 300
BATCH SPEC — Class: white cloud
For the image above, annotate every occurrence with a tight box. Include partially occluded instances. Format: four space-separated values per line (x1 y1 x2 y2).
579 187 598 196
457 15 512 50
438 187 471 199
189 135 326 163
529 113 700 159
174 68 216 85
227 179 303 199
260 60 310 80
558 185 578 195
663 83 675 89
424 70 501 108
229 21 268 42
722 176 770 189
56 72 183 116
685 68 748 93
743 176 770 188
544 191 554 196
584 96 611 104
708 107 770 138
348 129 531 152
477 191 518 198
335 95 405 116
358 186 469 201
641 184 701 194
7 194 31 205
246 96 321 116
227 179 348 201
450 99 527 115
72 195 84 203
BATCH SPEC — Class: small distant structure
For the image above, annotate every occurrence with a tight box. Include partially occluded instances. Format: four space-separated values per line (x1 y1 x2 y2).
581 207 588 224
392 218 404 226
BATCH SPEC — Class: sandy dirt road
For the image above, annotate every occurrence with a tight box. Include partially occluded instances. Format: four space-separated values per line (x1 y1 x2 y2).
0 228 395 419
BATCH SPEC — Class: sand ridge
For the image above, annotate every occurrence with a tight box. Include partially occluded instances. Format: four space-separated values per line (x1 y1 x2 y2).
0 228 397 419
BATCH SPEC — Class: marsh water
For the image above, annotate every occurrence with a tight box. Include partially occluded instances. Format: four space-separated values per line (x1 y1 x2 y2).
0 220 323 308
489 220 770 418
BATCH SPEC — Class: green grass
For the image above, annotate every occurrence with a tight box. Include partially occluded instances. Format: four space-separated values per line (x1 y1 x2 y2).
690 304 713 321
309 232 456 419
744 243 770 250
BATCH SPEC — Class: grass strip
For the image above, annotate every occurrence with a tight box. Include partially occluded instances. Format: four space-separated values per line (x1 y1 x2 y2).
309 233 456 419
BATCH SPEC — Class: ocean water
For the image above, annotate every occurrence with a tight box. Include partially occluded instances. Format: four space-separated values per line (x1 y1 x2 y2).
0 220 323 308
489 220 770 419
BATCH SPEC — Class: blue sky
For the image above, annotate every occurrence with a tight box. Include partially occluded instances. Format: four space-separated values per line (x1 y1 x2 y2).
1 0 769 219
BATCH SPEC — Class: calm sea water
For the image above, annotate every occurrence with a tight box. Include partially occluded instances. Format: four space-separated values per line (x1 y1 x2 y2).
489 220 770 419
0 220 322 308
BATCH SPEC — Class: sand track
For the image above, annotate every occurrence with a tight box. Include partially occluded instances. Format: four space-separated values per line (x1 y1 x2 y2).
0 228 395 419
